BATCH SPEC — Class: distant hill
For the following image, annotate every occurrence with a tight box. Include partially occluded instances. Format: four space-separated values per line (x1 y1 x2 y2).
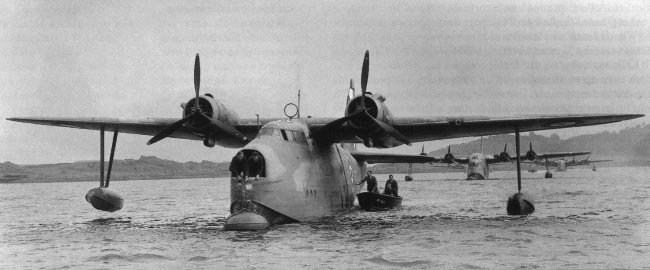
0 156 231 184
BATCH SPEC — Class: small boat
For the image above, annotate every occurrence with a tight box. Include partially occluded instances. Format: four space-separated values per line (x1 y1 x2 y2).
356 192 402 211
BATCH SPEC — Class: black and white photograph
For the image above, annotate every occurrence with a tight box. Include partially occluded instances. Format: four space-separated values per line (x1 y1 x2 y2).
1 0 648 269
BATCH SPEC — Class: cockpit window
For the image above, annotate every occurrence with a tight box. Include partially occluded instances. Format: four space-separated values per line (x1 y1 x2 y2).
259 128 283 140
293 131 308 144
260 127 308 145
259 128 274 136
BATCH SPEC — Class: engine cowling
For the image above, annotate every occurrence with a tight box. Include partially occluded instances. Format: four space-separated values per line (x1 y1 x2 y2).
499 151 511 162
181 95 244 148
525 149 537 161
345 94 392 129
344 94 400 148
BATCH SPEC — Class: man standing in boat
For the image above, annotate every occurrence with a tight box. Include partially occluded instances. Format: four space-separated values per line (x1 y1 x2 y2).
358 171 379 194
383 174 399 197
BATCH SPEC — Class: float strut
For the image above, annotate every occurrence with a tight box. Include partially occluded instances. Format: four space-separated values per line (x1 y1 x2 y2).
105 130 118 188
515 126 521 193
87 127 123 212
100 127 105 187
507 126 535 215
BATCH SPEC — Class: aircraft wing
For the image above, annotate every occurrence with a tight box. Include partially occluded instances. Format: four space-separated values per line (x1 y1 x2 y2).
309 114 643 143
5 117 283 141
485 151 589 164
9 114 642 146
589 159 613 163
533 151 591 160
350 151 441 164
391 114 642 143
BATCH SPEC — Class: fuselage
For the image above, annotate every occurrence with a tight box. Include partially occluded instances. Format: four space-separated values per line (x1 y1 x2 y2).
466 153 489 180
229 119 363 223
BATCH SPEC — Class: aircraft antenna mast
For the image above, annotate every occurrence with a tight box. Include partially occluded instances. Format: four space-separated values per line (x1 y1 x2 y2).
255 114 260 138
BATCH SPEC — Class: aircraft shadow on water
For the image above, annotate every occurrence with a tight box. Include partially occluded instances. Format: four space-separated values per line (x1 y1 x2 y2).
7 51 643 230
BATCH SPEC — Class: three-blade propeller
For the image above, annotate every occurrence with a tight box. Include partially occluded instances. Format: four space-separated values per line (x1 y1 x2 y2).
148 54 206 145
313 51 411 146
147 54 247 145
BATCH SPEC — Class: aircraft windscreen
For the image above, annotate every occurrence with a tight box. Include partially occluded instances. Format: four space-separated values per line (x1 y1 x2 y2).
259 127 308 145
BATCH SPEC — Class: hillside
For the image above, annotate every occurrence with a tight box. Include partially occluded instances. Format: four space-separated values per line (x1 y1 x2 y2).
0 156 231 184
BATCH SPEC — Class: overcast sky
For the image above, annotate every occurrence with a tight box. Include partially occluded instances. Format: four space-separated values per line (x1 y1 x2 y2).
1 0 648 164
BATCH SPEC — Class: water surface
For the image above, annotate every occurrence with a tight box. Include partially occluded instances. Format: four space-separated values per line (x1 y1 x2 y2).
1 167 649 269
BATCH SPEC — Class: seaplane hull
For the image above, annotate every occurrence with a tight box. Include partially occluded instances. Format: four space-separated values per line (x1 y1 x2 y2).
227 136 363 230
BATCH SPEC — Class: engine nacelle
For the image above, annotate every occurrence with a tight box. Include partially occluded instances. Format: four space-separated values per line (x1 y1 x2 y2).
443 152 455 163
525 150 537 161
345 94 392 129
345 93 399 148
181 95 244 148
499 151 511 162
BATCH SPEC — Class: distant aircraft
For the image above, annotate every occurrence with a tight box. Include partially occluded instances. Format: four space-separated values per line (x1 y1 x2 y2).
7 51 643 230
440 144 590 180
529 153 613 172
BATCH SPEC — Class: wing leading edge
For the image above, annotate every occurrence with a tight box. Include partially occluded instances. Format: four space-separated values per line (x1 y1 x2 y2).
7 113 643 146
5 117 283 143
392 114 644 143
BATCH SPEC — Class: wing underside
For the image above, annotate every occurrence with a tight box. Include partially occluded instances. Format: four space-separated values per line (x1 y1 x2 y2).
350 152 440 164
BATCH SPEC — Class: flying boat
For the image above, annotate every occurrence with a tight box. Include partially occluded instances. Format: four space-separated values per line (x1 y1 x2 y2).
7 51 643 230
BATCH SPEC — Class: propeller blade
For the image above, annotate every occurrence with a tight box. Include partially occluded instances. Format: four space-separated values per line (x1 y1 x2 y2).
448 145 451 154
360 50 369 110
362 110 411 146
347 79 355 105
208 117 249 143
194 54 201 110
311 111 364 140
148 114 193 145
504 143 507 152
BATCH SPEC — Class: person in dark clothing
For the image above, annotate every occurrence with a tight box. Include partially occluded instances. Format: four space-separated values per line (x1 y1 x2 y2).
358 171 379 194
229 151 246 179
246 151 265 181
383 174 399 197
